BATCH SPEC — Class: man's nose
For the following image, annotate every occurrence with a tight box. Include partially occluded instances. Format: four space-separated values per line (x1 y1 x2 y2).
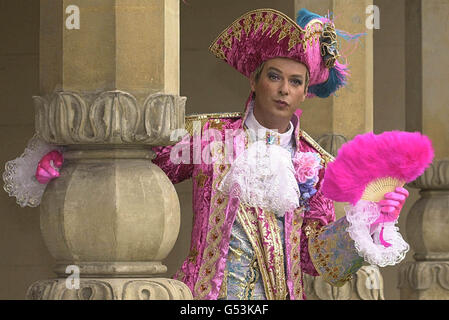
279 80 289 95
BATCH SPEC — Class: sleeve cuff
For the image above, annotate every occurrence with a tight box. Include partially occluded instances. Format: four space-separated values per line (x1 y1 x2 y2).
308 217 364 287
345 200 410 267
3 135 61 207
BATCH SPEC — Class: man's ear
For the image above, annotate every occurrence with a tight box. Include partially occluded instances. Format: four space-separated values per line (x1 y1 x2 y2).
249 73 256 92
302 85 308 102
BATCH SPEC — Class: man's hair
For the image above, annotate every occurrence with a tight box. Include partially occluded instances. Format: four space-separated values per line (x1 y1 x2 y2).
252 61 310 94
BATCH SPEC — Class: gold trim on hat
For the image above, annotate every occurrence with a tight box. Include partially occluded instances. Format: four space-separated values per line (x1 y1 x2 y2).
209 8 329 70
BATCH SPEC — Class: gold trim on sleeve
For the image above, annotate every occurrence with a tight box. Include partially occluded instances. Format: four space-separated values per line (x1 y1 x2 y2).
289 208 305 299
185 112 243 136
299 129 335 166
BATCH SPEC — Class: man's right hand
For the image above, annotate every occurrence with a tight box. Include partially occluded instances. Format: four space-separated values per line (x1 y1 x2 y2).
35 150 64 184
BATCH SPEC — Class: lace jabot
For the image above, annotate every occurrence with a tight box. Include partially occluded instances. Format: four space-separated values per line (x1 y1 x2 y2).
218 106 299 217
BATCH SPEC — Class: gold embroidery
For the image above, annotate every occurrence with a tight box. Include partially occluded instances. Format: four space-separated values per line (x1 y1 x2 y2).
208 118 226 131
277 22 292 43
262 12 274 34
221 31 233 49
308 225 331 280
193 161 231 299
253 12 264 34
237 204 288 300
245 256 260 299
188 247 199 263
210 42 225 60
304 219 320 238
320 22 340 68
298 129 335 166
288 29 301 51
195 170 208 188
229 246 244 262
232 22 243 42
217 269 228 299
185 112 242 136
243 15 253 36
289 208 304 299
311 220 364 287
270 15 284 38
208 9 330 62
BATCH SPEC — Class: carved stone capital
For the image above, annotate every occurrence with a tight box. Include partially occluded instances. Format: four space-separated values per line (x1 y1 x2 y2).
26 278 192 300
303 266 384 300
407 159 449 190
399 261 449 299
34 91 186 146
316 133 348 157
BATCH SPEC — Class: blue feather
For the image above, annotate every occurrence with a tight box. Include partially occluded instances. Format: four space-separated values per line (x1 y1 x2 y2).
295 8 363 98
296 8 322 28
336 29 367 41
308 67 347 98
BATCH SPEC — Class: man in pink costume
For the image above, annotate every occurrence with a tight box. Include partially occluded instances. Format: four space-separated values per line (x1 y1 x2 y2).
150 8 410 299
32 8 410 300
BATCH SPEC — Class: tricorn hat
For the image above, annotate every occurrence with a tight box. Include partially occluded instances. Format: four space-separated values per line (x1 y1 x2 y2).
209 8 355 98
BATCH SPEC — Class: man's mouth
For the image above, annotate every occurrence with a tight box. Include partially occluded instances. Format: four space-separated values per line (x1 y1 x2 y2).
274 99 289 107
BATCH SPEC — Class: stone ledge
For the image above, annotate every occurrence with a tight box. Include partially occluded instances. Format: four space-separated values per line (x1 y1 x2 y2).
26 278 192 300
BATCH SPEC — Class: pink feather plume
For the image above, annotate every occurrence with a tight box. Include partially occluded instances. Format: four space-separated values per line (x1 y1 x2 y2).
321 131 434 205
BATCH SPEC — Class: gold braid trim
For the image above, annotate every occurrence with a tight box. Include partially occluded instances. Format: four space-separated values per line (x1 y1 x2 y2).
209 9 326 62
185 112 243 136
289 208 305 299
298 129 335 166
237 205 288 300
193 146 232 299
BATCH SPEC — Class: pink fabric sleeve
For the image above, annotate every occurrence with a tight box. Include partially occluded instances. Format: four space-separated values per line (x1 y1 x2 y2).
300 165 336 276
151 134 194 185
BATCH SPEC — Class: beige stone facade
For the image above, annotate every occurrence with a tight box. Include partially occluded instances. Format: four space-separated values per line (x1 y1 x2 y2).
0 0 447 299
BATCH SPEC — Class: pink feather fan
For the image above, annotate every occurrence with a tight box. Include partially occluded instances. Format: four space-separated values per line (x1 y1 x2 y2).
322 131 434 205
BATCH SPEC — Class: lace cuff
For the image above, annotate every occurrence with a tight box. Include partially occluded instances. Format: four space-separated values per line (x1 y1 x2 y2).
345 200 409 267
2 135 62 207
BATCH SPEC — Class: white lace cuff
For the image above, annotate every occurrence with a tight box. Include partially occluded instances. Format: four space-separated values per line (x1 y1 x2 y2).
2 135 61 207
345 200 409 267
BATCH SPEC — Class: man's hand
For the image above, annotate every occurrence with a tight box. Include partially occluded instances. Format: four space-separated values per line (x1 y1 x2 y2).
35 150 64 184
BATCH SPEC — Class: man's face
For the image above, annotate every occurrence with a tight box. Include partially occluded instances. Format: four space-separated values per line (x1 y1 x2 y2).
250 58 308 127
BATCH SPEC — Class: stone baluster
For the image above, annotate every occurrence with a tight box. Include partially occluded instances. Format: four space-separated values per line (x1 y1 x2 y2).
398 0 449 300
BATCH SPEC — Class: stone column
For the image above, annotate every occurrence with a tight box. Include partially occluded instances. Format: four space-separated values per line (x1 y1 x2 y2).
26 0 192 300
293 0 383 300
398 0 449 300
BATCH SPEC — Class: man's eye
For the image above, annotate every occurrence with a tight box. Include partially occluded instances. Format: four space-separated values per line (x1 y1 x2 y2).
268 73 280 80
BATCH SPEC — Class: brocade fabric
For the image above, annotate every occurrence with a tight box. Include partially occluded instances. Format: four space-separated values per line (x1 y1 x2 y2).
151 104 362 299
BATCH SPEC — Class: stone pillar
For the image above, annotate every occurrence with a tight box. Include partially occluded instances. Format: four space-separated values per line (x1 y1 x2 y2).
293 0 382 300
26 0 192 300
294 0 374 142
294 0 374 221
398 0 449 300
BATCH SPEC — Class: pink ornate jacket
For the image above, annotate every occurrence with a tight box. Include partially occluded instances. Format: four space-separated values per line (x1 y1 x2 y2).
152 106 363 300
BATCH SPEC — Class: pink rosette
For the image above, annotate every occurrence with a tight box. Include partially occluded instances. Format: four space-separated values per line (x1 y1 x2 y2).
292 152 322 184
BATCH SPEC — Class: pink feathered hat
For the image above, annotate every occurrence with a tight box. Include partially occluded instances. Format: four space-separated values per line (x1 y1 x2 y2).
209 8 356 98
